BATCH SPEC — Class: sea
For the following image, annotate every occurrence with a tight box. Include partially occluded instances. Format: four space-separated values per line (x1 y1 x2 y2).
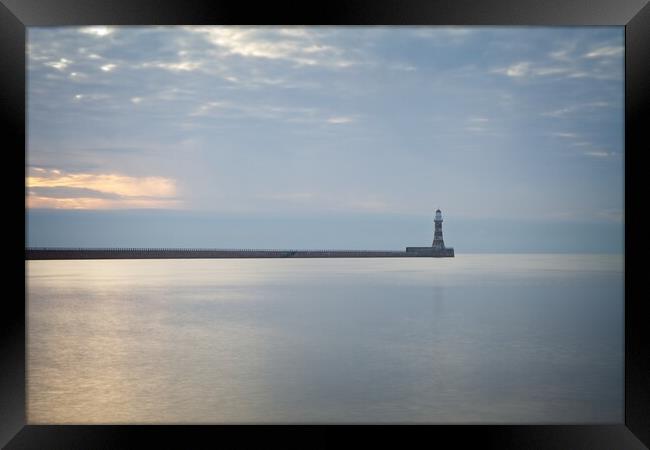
26 254 624 424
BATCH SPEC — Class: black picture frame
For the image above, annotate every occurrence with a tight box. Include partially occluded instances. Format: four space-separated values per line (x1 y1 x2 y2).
3 0 648 447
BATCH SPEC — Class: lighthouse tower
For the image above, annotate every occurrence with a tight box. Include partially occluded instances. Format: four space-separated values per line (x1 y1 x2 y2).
432 209 445 249
404 208 454 257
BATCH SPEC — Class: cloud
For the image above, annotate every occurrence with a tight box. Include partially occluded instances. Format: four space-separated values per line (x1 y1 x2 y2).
533 67 571 76
69 71 87 80
584 46 623 58
550 132 579 138
190 100 350 125
278 28 310 38
29 186 123 200
493 41 623 81
27 167 179 209
583 150 617 158
73 93 109 101
44 58 73 71
184 26 355 68
326 116 355 124
190 101 231 116
140 60 202 72
494 61 531 77
493 62 575 78
465 126 487 133
27 196 178 210
79 26 116 37
100 63 117 72
411 27 474 44
549 47 575 61
542 101 611 118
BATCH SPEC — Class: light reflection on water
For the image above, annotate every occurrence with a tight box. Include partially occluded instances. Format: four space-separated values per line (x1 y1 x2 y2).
27 254 623 423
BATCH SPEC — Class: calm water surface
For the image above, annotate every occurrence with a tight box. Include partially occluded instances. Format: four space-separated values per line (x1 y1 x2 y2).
27 254 623 423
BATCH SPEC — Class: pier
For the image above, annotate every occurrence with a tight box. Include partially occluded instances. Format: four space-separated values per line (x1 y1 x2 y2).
25 209 455 260
25 247 454 260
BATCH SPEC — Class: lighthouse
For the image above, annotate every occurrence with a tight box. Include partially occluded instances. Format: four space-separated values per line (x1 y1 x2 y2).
406 209 454 256
432 209 445 249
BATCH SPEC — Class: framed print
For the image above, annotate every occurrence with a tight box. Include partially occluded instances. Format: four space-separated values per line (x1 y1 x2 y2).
2 0 648 447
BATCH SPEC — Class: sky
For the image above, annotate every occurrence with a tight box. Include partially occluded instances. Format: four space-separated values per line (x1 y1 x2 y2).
26 26 624 252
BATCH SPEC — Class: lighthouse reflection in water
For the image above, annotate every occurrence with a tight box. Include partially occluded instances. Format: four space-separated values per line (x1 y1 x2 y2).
27 254 622 423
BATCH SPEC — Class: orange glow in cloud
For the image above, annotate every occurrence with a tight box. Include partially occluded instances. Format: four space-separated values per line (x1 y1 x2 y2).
26 168 179 209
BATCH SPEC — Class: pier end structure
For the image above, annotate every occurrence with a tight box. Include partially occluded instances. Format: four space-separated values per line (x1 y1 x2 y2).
405 209 454 257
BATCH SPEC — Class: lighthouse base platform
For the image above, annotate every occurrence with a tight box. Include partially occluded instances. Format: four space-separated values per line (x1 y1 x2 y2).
405 247 455 257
